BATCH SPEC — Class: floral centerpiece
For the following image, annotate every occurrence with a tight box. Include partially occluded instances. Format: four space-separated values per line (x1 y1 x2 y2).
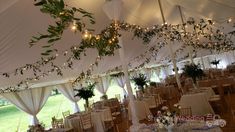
182 63 204 89
74 82 96 109
211 59 220 68
155 105 181 132
131 73 148 93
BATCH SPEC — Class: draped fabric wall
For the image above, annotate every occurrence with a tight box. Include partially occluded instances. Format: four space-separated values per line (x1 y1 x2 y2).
114 75 127 96
161 67 168 80
95 76 111 95
1 87 53 125
144 68 152 81
153 68 161 82
56 83 81 113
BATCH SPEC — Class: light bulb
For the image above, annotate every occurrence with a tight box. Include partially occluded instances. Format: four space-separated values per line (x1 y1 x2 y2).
83 30 90 39
71 25 77 31
96 35 100 40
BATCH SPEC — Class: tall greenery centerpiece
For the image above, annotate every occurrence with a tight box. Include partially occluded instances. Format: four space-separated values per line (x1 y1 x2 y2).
132 73 148 93
74 83 95 109
182 64 204 89
211 59 220 68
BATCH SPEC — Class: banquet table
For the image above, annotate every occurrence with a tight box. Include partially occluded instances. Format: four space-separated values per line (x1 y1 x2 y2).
64 107 112 132
142 96 157 108
179 92 214 115
46 128 74 132
128 100 151 121
199 87 217 100
134 121 222 132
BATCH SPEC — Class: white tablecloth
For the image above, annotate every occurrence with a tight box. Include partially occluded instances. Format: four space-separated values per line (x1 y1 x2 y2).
64 108 112 132
133 122 222 132
142 96 156 108
200 87 216 100
179 92 214 115
128 100 151 121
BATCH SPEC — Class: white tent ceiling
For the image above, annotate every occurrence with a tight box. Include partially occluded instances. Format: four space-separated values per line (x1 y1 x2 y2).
0 0 235 89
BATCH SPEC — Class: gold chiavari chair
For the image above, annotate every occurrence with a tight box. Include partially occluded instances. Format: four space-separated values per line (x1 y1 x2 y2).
62 110 70 119
80 112 94 132
220 77 233 94
136 90 143 99
231 109 235 120
102 108 116 132
115 94 121 102
93 101 103 109
197 80 211 87
51 116 64 129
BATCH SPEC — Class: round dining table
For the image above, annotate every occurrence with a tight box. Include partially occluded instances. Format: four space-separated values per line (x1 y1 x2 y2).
64 107 112 132
128 100 151 121
179 92 214 115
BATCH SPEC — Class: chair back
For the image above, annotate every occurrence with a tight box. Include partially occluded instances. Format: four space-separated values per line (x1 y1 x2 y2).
180 107 192 116
93 101 103 109
136 90 143 99
51 116 64 128
198 80 211 87
80 112 93 130
62 110 70 119
115 94 121 102
153 94 162 106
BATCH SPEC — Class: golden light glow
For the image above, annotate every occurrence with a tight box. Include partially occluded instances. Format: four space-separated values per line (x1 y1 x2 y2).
71 25 77 31
96 35 100 40
83 30 91 39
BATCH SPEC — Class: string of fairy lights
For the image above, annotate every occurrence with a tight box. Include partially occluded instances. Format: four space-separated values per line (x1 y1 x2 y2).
0 1 235 94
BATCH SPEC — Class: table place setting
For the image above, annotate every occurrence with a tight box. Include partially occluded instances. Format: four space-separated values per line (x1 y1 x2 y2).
137 104 223 132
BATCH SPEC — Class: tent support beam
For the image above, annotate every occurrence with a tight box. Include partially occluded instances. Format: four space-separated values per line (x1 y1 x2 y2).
201 56 206 70
178 5 194 63
158 0 183 93
118 37 139 127
169 42 183 93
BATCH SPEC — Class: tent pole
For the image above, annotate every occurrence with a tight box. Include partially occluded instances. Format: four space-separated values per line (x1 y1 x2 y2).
225 52 230 65
178 5 194 63
169 41 183 92
207 56 211 68
187 46 194 63
201 56 206 70
118 37 139 127
158 0 183 93
232 50 235 62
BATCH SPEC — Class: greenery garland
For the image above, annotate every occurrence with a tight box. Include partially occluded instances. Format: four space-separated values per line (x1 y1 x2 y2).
1 0 235 93
30 0 95 56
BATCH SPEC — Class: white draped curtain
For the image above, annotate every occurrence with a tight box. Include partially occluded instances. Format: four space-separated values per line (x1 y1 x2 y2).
114 75 127 96
161 66 168 80
144 68 153 81
153 68 161 82
95 76 111 95
56 83 81 113
2 87 52 125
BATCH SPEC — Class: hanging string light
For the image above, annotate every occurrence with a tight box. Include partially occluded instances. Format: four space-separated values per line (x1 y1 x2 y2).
71 21 78 31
